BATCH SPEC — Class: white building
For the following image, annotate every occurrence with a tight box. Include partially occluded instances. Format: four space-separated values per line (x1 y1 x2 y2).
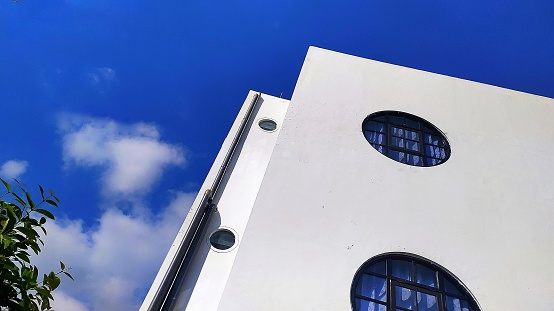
141 47 554 311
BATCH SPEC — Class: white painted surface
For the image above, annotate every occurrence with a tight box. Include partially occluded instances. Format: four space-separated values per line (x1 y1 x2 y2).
216 47 554 310
145 47 554 311
141 91 289 311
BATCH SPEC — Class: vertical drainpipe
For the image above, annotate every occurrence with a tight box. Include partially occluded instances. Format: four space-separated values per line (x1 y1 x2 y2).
144 93 261 311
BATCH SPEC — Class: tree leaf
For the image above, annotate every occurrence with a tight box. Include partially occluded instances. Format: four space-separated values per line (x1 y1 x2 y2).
26 191 35 209
34 209 55 220
29 241 41 255
49 275 61 290
16 252 30 263
16 226 37 238
60 261 65 270
38 185 45 200
63 271 75 281
12 192 27 207
0 178 11 192
45 199 58 207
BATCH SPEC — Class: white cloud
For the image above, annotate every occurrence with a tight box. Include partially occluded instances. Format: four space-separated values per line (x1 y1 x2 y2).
51 291 89 311
48 114 193 309
88 67 118 94
59 115 185 196
33 191 196 311
0 160 28 180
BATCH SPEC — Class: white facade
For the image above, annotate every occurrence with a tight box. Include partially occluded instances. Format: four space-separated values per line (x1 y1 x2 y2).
142 47 554 311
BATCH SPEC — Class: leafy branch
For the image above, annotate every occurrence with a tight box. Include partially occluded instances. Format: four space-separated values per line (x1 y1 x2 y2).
0 178 73 311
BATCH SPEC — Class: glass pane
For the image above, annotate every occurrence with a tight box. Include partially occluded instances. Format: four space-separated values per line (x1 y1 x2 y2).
390 116 403 125
395 286 416 310
371 144 385 154
460 300 470 311
445 296 461 311
391 137 405 148
406 154 423 166
258 119 277 131
404 130 419 141
417 292 438 311
391 260 412 281
356 274 387 302
425 146 446 159
404 118 420 129
365 132 386 145
424 134 445 147
443 278 462 295
355 299 386 311
209 230 235 250
367 260 386 275
373 115 387 122
426 157 442 166
364 121 386 132
392 127 404 137
388 150 405 163
446 296 471 311
416 264 436 287
405 140 419 152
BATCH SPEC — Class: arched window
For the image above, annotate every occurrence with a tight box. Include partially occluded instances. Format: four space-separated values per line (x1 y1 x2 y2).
351 253 480 311
362 111 451 167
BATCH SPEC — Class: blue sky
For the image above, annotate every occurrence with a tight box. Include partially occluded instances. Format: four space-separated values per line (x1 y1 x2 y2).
1 1 553 310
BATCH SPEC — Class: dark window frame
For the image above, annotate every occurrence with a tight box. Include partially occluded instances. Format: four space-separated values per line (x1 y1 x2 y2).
351 253 481 311
362 111 451 167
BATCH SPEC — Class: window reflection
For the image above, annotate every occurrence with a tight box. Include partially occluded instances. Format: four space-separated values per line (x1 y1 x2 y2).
362 112 450 167
352 255 478 311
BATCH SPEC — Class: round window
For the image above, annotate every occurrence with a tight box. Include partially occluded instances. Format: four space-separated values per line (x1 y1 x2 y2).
209 228 236 250
352 253 480 311
258 119 277 132
362 111 450 167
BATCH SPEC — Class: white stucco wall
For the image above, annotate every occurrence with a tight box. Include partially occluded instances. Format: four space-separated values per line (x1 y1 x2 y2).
141 91 289 311
216 47 554 310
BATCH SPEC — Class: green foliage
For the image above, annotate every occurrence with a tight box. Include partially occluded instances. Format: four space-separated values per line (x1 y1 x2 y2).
0 179 73 311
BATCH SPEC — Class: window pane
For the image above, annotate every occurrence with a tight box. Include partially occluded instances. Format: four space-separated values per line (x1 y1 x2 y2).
371 144 385 154
373 115 387 122
355 299 387 311
388 150 405 163
404 130 419 141
391 137 405 148
443 278 462 295
390 116 403 125
392 127 404 137
364 121 386 133
426 157 442 166
355 274 387 302
406 154 423 166
425 146 446 159
391 260 412 281
416 264 436 287
417 292 438 311
424 134 445 147
405 140 419 152
446 296 471 311
365 132 386 145
404 118 420 129
367 260 386 275
446 296 461 311
395 286 416 310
